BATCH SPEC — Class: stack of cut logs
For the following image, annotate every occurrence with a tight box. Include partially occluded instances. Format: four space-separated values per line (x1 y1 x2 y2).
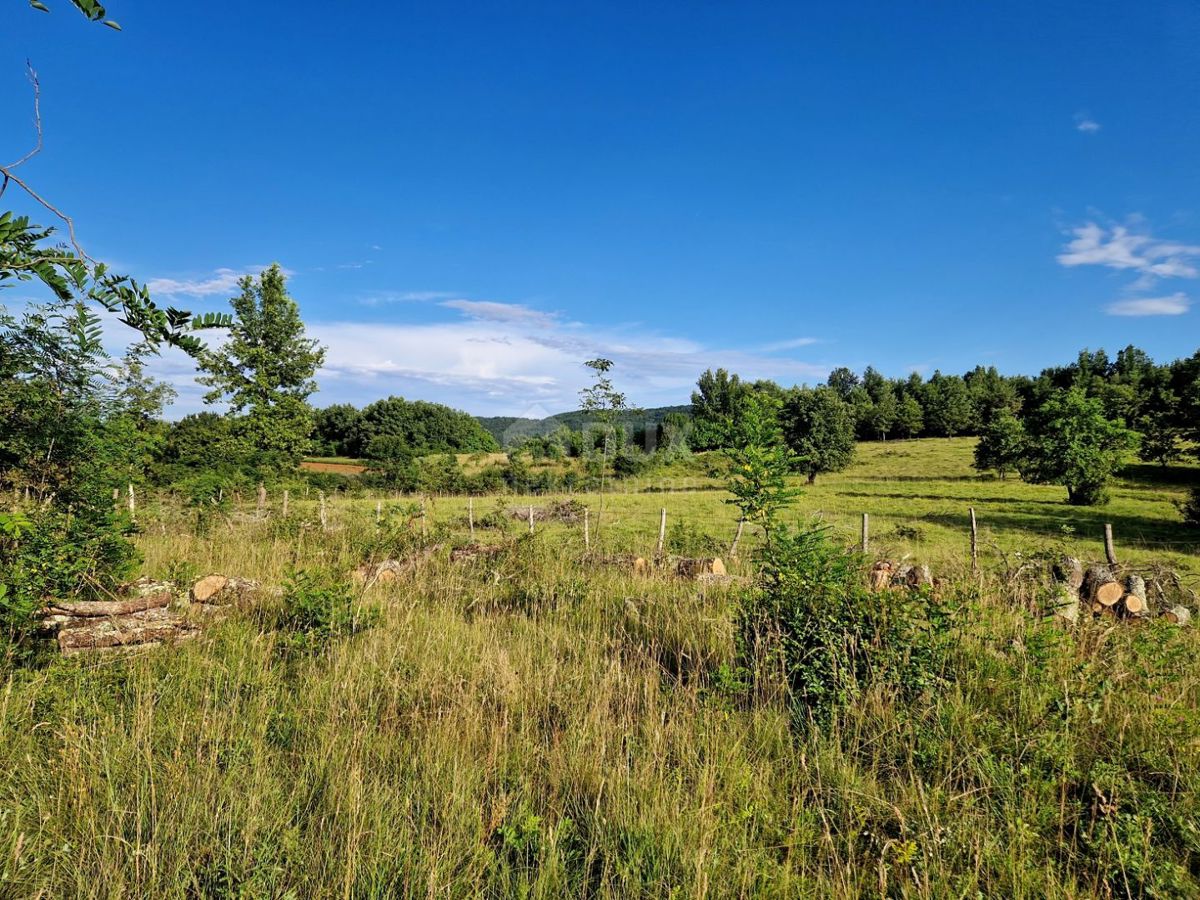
869 560 935 592
1051 556 1190 625
39 574 262 655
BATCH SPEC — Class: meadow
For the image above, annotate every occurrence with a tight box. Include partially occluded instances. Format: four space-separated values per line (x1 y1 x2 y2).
2 438 1198 897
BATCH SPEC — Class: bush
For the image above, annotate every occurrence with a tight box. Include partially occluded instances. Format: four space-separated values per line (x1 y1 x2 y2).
273 569 377 655
666 519 724 557
739 524 952 723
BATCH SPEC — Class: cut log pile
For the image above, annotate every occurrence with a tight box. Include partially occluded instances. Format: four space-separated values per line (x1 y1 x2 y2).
1050 556 1192 626
39 574 265 655
868 560 936 592
676 557 727 579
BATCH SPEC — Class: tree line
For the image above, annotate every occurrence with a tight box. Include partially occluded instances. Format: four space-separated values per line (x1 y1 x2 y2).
689 348 1200 507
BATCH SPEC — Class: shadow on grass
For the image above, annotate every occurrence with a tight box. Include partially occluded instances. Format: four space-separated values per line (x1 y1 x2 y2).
1118 463 1200 488
918 507 1200 553
836 490 1066 507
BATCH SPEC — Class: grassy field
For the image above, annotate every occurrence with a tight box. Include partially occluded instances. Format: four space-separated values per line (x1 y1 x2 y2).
2 439 1198 896
317 438 1199 576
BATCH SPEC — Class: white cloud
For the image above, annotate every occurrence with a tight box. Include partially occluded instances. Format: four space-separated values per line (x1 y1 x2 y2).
761 336 820 352
301 303 830 415
1057 221 1200 280
440 299 560 327
146 266 290 299
1105 293 1191 316
1074 112 1101 133
357 290 457 307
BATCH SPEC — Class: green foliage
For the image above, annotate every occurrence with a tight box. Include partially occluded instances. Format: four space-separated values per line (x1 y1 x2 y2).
780 386 857 483
353 396 498 458
0 300 146 663
894 393 924 438
197 265 325 468
722 391 799 541
0 215 227 354
973 408 1025 478
921 371 974 437
1018 387 1139 505
311 403 363 457
739 524 952 723
690 367 749 450
273 569 377 655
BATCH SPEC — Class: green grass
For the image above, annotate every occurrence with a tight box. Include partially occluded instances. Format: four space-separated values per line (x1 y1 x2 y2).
337 438 1198 576
2 439 1198 896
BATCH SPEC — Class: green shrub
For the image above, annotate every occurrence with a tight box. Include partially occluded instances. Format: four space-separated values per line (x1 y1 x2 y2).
273 569 377 655
739 524 953 723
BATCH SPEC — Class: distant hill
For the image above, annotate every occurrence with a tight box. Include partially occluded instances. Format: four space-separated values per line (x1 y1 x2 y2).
477 405 691 447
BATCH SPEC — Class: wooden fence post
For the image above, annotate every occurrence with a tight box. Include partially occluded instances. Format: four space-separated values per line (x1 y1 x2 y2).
468 497 475 538
969 507 978 574
282 489 289 519
730 517 745 558
528 504 535 534
257 482 266 517
860 513 869 553
421 497 428 538
656 507 667 562
319 491 327 532
127 484 136 521
1104 523 1117 566
376 500 382 524
583 507 590 551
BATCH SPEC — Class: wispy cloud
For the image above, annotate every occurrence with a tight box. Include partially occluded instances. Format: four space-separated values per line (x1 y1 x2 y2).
146 265 290 299
1074 112 1101 133
357 290 458 307
761 336 820 352
440 299 560 327
1057 221 1200 280
1105 293 1191 316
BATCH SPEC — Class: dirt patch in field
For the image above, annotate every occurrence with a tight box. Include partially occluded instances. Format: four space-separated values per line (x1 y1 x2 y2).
300 460 366 475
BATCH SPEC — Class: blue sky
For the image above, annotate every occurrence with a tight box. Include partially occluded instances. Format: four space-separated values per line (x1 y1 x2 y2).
4 0 1200 416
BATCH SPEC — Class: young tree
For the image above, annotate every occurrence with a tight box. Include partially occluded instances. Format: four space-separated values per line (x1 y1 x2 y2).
780 386 856 484
723 390 799 548
1017 388 1138 505
579 358 631 481
197 265 325 468
972 410 1024 479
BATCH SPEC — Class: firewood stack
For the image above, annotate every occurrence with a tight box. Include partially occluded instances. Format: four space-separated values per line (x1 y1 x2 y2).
868 559 936 592
39 574 264 655
1052 556 1191 625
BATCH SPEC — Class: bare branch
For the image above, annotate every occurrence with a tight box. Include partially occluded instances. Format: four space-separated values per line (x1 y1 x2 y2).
0 61 90 262
4 62 44 171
